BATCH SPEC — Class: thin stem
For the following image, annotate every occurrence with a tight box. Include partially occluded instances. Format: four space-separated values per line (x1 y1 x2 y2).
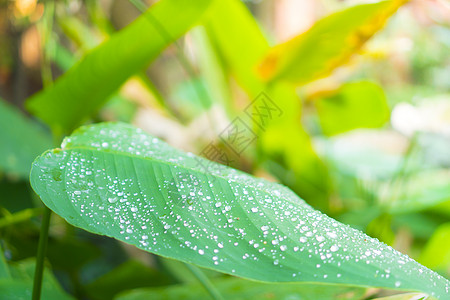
184 263 224 300
32 207 51 300
387 133 418 209
32 2 56 298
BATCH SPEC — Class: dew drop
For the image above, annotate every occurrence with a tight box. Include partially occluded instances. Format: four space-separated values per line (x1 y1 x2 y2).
108 197 118 203
326 232 337 239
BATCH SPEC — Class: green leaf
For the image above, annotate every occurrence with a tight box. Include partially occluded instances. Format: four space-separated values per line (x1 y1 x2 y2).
315 81 390 136
204 0 269 95
0 179 35 213
419 223 450 274
30 123 449 298
158 257 223 284
0 98 52 179
191 27 234 117
0 280 73 300
26 0 213 134
116 277 367 300
58 16 100 51
384 169 450 214
258 0 406 85
0 245 11 279
203 0 331 205
0 258 74 300
84 260 172 300
45 237 101 272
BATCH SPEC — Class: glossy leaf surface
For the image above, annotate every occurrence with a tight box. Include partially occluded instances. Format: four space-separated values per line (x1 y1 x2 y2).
30 123 449 298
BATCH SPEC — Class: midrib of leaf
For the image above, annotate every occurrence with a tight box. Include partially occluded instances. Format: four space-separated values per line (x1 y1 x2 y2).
56 146 304 238
58 145 292 198
38 147 317 278
38 148 403 278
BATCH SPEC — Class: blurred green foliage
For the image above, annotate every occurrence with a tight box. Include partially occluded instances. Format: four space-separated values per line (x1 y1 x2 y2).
0 0 449 298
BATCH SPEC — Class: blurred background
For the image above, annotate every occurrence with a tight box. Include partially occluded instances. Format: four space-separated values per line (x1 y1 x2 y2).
0 0 449 299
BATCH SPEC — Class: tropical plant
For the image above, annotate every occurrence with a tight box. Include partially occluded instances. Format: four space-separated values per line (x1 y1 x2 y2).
1 0 449 299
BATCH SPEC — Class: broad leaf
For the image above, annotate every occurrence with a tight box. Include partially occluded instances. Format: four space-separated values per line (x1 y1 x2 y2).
315 81 390 136
0 280 72 300
30 123 449 298
204 0 269 95
258 0 407 85
0 248 74 300
203 0 331 204
0 98 52 178
117 277 367 300
26 0 213 134
384 169 450 214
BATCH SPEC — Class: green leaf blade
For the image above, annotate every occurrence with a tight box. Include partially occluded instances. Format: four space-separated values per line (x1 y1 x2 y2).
0 258 75 300
30 123 449 298
315 81 390 136
0 98 52 178
25 0 213 133
258 0 406 85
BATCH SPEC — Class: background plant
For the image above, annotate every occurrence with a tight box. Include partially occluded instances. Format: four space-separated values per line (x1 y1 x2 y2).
0 0 449 299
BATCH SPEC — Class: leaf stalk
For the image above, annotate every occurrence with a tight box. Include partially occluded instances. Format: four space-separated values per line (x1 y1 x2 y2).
32 207 52 300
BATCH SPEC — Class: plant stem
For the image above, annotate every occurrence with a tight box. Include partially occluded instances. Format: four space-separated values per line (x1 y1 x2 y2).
32 207 51 300
387 132 418 209
184 263 224 300
32 2 56 298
